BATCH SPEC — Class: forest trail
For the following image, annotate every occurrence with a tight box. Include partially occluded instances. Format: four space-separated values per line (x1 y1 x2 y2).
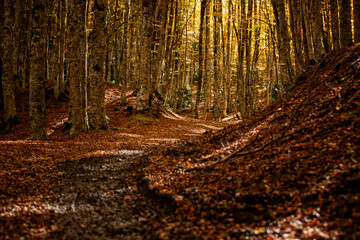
1 44 359 239
0 85 235 238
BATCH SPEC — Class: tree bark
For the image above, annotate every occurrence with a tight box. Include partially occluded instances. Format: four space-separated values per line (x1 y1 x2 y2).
204 0 212 119
213 0 221 120
29 0 47 140
119 0 131 106
288 0 303 72
195 0 206 119
88 0 108 130
68 0 88 135
271 0 294 93
339 0 353 47
136 0 155 112
313 0 325 59
1 0 19 128
330 0 340 50
55 0 66 101
354 0 360 43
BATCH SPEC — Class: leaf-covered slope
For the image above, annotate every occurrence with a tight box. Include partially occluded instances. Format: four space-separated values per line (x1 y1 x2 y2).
143 44 360 239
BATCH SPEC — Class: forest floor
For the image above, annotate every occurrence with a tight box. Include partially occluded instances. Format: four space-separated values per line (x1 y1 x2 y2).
1 44 359 239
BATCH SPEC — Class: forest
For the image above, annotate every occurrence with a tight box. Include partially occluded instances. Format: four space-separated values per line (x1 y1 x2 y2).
1 0 359 239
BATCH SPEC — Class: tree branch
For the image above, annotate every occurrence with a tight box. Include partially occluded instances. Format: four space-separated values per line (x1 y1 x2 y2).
185 134 287 172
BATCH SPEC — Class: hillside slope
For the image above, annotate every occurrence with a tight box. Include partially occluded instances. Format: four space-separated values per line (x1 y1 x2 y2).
143 44 360 239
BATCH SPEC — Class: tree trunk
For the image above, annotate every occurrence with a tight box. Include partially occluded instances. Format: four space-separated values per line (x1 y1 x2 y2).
136 0 155 112
204 0 212 119
0 2 4 111
88 0 108 130
119 0 131 106
313 0 325 59
152 0 170 93
354 0 360 43
195 0 206 119
235 0 246 115
29 0 47 140
1 0 19 129
302 0 315 61
330 0 340 50
339 0 353 47
213 0 221 120
271 0 294 93
288 0 303 73
55 0 66 101
68 0 88 135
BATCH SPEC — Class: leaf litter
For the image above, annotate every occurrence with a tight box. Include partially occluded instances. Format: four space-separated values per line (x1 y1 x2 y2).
0 44 359 239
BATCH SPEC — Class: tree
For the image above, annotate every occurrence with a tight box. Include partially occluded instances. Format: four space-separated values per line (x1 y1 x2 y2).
313 0 325 59
1 0 19 132
195 0 206 119
0 1 4 111
54 0 67 101
136 0 156 112
88 0 108 130
68 0 89 135
213 0 222 120
119 0 131 106
354 0 360 43
330 0 340 50
271 0 293 93
204 0 212 119
339 0 352 47
29 0 47 140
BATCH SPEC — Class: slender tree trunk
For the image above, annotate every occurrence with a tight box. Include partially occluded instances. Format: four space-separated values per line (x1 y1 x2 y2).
1 0 19 129
243 0 253 118
136 0 155 112
195 0 206 119
55 0 66 101
313 0 325 59
68 0 88 135
213 0 221 120
353 0 360 43
119 0 131 106
152 0 170 92
271 0 294 93
330 0 340 50
114 0 120 86
88 0 108 130
251 0 261 114
204 0 212 119
236 0 246 115
339 0 353 47
288 0 303 73
302 0 315 61
30 0 47 140
0 2 5 111
162 0 175 100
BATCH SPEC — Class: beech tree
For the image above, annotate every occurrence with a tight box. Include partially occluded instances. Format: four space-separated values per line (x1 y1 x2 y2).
54 0 67 101
1 0 359 137
339 0 352 47
136 0 156 112
271 0 293 93
68 0 88 135
88 0 108 130
29 0 47 140
353 0 360 43
1 0 19 131
330 0 340 50
195 0 206 119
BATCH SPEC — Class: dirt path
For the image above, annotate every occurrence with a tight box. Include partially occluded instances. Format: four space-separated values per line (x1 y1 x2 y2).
50 151 149 239
0 94 236 239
